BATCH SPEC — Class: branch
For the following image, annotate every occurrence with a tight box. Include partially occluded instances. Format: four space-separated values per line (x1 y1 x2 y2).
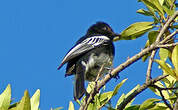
151 85 173 110
117 75 168 109
79 11 178 110
157 42 178 48
174 98 178 110
146 11 178 83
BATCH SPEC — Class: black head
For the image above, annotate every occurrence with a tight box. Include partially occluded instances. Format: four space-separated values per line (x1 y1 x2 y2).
87 22 118 39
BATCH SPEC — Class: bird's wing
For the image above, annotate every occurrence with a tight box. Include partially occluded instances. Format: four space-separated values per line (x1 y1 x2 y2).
57 35 110 70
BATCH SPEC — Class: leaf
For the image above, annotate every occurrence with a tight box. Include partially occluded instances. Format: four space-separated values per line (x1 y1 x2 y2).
158 0 164 6
162 5 174 16
124 105 140 110
137 9 153 16
120 22 154 40
116 85 140 109
16 90 31 110
149 81 169 99
0 84 11 110
99 79 127 108
142 40 151 62
159 48 169 61
148 30 158 44
139 98 160 110
68 101 74 110
52 107 63 110
142 0 164 18
30 89 40 110
115 94 125 108
172 45 178 75
154 59 176 79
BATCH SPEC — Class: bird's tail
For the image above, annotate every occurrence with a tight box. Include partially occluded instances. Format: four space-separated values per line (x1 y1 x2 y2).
74 66 85 100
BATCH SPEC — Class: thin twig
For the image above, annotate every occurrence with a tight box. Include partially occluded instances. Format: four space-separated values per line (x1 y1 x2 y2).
157 42 178 48
151 85 173 110
173 98 178 110
117 75 168 109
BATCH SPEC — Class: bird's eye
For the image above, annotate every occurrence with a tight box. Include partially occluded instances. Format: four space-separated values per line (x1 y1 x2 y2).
102 27 107 31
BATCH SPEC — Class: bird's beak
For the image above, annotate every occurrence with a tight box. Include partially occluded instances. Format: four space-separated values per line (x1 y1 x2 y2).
113 33 121 41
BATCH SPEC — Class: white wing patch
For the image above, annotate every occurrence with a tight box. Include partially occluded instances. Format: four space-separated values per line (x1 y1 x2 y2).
62 36 110 63
83 36 110 47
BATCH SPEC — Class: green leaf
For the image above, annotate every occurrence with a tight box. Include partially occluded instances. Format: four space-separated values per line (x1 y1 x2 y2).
137 9 153 16
30 89 40 110
116 85 140 109
162 5 175 16
124 105 140 110
142 40 151 62
172 45 178 75
99 79 127 108
16 90 31 110
142 0 164 18
120 22 154 40
115 94 125 108
158 0 164 6
159 48 169 61
148 30 158 44
139 98 160 110
68 101 74 110
154 59 176 78
113 79 128 96
0 84 11 110
52 107 63 110
149 81 169 99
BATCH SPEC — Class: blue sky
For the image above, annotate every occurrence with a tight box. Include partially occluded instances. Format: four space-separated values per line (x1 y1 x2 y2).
0 0 162 109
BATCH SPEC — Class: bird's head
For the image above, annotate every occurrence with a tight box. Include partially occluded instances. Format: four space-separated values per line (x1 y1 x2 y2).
87 22 119 40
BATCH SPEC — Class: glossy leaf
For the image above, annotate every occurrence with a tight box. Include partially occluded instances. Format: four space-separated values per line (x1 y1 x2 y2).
172 45 178 75
159 48 169 61
125 105 140 110
142 0 164 18
30 89 40 110
68 101 74 110
149 81 169 99
154 59 176 78
120 22 154 40
148 30 158 44
16 90 31 110
142 40 150 62
139 98 160 110
137 9 153 16
99 79 127 108
0 84 11 110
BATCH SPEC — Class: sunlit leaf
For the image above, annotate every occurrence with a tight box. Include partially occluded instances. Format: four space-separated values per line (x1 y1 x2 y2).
139 98 160 110
120 22 154 40
0 84 11 110
142 40 151 62
158 0 164 6
30 89 40 110
148 30 158 44
142 0 164 18
125 105 140 110
99 79 127 108
159 48 169 61
137 9 153 16
154 59 176 79
16 90 31 110
149 81 169 99
115 94 125 108
172 45 178 75
68 101 74 110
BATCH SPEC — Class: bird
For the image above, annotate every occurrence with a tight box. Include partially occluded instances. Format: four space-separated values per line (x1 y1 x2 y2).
57 22 119 100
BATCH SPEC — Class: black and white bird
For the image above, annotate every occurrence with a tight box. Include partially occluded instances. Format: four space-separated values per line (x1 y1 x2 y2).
58 22 119 100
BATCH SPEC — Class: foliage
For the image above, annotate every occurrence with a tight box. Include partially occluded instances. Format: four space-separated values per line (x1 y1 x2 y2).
0 0 177 110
